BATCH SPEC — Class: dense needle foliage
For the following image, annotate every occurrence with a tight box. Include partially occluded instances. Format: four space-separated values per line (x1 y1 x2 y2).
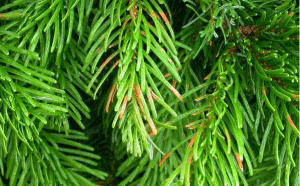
0 0 299 185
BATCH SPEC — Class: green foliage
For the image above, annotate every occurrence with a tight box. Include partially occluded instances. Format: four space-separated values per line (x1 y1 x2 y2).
0 0 105 185
0 0 299 185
